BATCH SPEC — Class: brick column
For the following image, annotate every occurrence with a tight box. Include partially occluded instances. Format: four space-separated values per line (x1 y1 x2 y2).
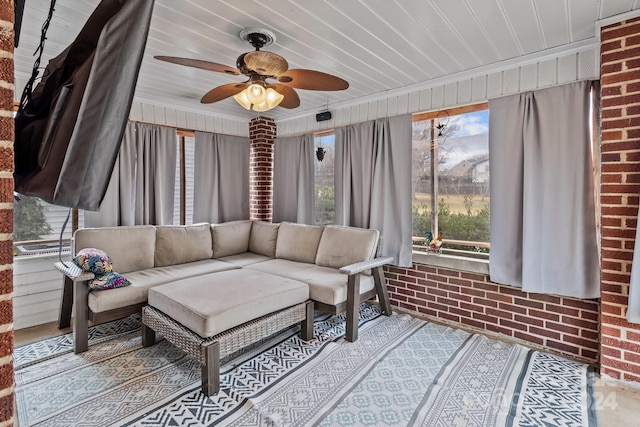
249 117 276 221
600 17 640 382
0 1 13 423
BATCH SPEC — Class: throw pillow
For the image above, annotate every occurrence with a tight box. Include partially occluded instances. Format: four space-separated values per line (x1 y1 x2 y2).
73 248 113 275
89 272 131 290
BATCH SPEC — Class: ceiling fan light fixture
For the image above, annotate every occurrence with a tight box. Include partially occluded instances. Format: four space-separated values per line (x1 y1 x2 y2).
234 85 283 112
233 90 252 110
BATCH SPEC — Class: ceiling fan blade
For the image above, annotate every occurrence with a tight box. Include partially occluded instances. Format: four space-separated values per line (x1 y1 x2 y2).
244 51 288 76
201 82 248 104
155 56 241 75
269 84 300 109
277 69 349 91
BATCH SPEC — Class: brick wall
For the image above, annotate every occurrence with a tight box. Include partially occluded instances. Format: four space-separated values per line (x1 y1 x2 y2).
599 17 640 382
0 0 13 423
249 117 276 221
386 265 600 364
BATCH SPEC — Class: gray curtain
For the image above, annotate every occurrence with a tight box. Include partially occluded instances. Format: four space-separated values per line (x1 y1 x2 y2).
272 134 315 224
85 122 177 227
488 81 599 299
193 132 250 223
628 215 640 322
335 115 413 267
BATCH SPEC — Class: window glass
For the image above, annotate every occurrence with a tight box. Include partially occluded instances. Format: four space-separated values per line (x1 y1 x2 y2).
13 196 84 255
173 135 195 225
412 106 490 254
314 133 335 225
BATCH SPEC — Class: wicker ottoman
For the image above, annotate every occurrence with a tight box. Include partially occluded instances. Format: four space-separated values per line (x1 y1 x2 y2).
141 269 313 396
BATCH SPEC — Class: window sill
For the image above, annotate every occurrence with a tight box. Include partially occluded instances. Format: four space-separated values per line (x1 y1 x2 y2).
412 251 489 275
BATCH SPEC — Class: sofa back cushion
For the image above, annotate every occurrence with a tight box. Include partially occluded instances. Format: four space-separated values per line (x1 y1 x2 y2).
155 223 213 267
275 222 324 264
73 225 155 274
249 221 279 258
315 225 379 269
212 220 253 258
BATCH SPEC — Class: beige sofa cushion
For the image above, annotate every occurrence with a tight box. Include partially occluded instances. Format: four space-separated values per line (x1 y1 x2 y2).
315 225 379 269
73 225 155 274
246 259 374 306
88 259 239 313
211 220 253 258
155 223 213 267
249 221 279 257
275 222 324 264
148 269 309 338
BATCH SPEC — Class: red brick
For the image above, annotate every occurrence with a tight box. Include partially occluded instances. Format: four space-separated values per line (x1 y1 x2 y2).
547 340 579 355
514 314 544 327
498 302 526 315
529 326 561 340
514 331 544 346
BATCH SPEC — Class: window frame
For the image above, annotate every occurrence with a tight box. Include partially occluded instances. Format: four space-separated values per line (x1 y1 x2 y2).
412 102 490 257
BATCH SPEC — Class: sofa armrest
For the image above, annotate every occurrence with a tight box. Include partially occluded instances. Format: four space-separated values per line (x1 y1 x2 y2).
54 261 95 281
339 256 394 275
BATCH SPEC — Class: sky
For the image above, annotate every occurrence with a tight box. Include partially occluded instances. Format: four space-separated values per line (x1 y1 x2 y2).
449 110 489 138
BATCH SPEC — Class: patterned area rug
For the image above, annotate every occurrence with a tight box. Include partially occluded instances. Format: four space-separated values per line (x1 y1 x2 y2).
15 305 597 426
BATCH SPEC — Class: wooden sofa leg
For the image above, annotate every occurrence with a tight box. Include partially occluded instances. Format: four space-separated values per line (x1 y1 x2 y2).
373 266 392 316
345 274 360 342
142 323 155 347
300 301 314 341
73 280 89 354
202 341 221 396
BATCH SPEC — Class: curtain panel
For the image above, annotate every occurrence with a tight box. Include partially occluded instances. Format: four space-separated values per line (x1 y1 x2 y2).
488 81 599 299
85 122 177 227
628 214 640 323
192 132 250 224
272 134 315 224
335 114 413 267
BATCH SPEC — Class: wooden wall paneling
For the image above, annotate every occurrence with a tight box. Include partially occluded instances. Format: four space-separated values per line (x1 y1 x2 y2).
419 88 432 111
128 101 143 122
164 107 178 127
396 93 409 115
472 76 488 101
578 48 598 80
432 86 445 108
520 63 539 91
487 72 503 98
185 112 198 130
444 81 458 106
538 58 558 88
175 110 188 129
503 67 521 94
141 103 155 123
457 79 472 103
407 91 420 113
387 96 398 117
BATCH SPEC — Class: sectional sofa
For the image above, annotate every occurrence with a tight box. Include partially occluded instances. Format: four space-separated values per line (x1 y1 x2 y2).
56 220 393 354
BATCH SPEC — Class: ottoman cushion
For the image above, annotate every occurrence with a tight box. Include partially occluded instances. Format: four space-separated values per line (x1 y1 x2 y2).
148 269 309 338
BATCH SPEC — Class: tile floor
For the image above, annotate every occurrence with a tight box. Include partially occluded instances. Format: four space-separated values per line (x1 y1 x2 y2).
14 321 640 426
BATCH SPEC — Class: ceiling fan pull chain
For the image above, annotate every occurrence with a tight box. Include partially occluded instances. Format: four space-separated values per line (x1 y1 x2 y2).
18 0 57 114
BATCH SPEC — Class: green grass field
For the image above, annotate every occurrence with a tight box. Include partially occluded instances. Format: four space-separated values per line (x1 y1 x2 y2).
413 193 490 215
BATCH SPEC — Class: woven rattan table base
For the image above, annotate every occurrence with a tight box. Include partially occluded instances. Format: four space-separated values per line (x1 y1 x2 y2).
142 301 313 396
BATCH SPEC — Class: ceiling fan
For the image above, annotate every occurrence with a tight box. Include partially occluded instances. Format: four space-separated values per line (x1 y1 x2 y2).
155 28 349 112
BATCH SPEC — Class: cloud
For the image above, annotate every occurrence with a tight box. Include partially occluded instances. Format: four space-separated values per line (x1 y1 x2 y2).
449 113 489 137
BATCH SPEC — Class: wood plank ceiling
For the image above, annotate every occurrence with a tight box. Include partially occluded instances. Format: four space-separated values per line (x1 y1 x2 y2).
14 0 640 122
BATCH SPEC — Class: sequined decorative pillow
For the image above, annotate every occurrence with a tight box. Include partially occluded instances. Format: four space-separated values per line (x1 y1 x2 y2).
73 248 113 275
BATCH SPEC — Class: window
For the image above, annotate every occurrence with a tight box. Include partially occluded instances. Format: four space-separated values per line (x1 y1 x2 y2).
412 103 490 255
314 132 335 225
173 134 195 225
13 196 84 256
